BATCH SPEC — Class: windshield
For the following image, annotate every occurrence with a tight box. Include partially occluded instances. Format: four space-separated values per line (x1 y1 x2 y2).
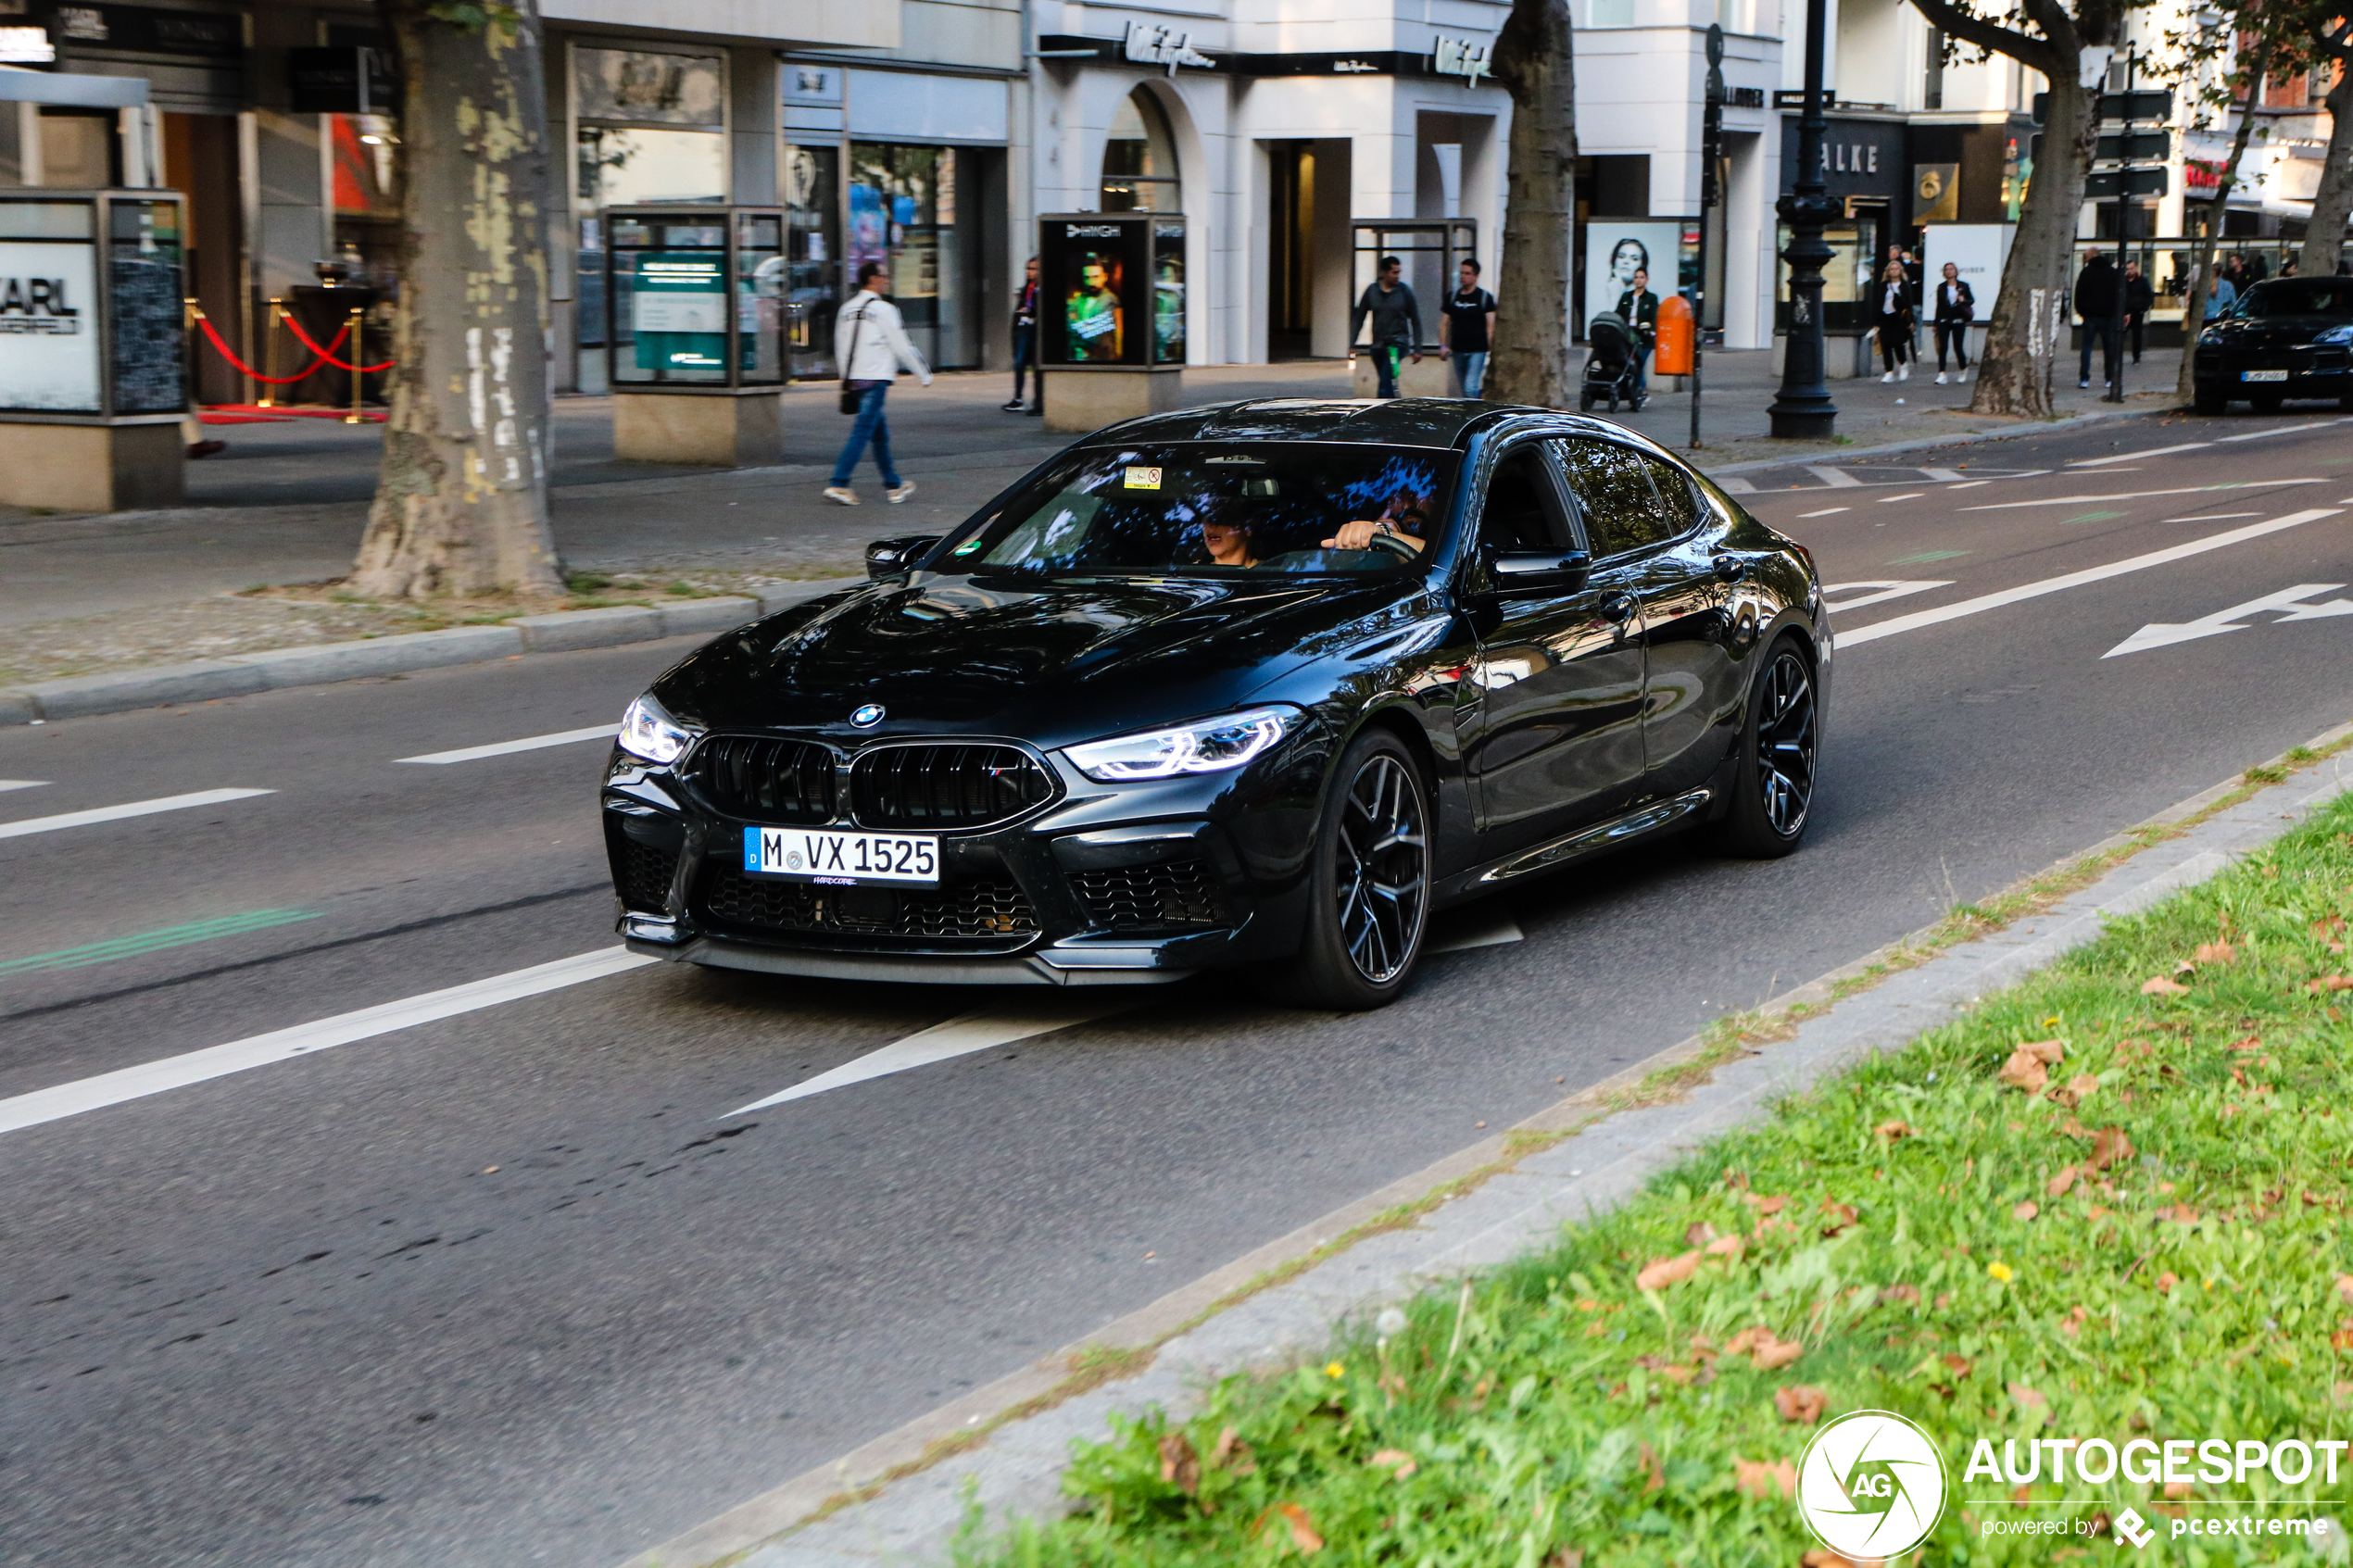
937 444 1459 578
2237 281 2353 320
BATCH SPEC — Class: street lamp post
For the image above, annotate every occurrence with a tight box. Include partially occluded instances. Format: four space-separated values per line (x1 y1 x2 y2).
1767 0 1838 439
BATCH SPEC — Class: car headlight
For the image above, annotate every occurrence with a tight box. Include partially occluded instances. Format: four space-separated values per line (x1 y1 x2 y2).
617 694 697 765
1065 707 1297 782
2198 328 2223 345
2315 325 2353 346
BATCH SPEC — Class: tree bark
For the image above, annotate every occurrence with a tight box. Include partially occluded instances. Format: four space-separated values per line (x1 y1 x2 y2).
2296 32 2353 278
349 0 564 599
2176 31 2276 405
1486 0 1578 409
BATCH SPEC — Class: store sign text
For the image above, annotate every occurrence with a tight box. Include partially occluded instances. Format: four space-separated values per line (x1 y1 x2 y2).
1123 22 1214 75
1820 143 1881 174
0 275 82 333
1432 33 1491 85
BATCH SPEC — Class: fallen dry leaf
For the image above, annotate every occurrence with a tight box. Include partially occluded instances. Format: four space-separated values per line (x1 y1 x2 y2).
1742 1192 1789 1214
2334 1274 2353 1303
1549 1551 1584 1568
1800 1552 1869 1568
2087 1126 2134 1172
2009 1382 2051 1417
2307 975 2353 995
1366 1448 1417 1480
1775 1385 1828 1424
2062 1073 2099 1103
1875 1120 1914 1143
1639 1439 1665 1492
1685 1221 1719 1246
2020 1038 2067 1063
1159 1431 1201 1495
1879 1283 1921 1306
2165 1481 2194 1499
2048 1164 2081 1198
1209 1425 1255 1475
1942 1352 1974 1376
1278 1500 1324 1552
2142 975 2191 996
2196 941 2237 965
1997 1049 2050 1093
2013 1199 2039 1222
1637 1249 1704 1291
1705 1233 1745 1260
2167 1204 2201 1224
1733 1457 1797 1499
1752 1332 1805 1371
1819 1199 1860 1236
2156 1272 2179 1294
2230 1034 2262 1052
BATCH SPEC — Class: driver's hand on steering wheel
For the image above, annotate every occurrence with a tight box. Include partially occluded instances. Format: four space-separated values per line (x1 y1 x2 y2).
1322 520 1425 556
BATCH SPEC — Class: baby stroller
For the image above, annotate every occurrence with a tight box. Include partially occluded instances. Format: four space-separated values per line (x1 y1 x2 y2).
1580 312 1645 412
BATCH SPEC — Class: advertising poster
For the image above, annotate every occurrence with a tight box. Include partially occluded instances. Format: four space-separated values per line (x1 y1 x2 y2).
1066 249 1125 362
1582 220 1685 332
0 239 101 411
1921 223 2013 312
1039 216 1150 366
1151 220 1185 366
630 251 727 377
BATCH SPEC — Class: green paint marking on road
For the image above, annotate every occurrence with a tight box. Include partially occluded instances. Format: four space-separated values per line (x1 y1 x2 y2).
0 909 322 978
1888 549 1970 565
2060 510 2129 524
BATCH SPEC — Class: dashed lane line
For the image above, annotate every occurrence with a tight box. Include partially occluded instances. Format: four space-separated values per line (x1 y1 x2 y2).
1877 492 1925 503
1841 508 2344 647
1799 508 1849 518
2218 419 2352 443
1804 467 1864 488
1960 480 2322 511
0 788 273 841
0 780 48 793
396 725 618 765
2068 443 2212 467
0 947 655 1136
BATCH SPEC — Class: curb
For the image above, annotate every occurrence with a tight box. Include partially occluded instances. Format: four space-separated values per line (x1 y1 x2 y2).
0 580 862 726
621 722 2352 1568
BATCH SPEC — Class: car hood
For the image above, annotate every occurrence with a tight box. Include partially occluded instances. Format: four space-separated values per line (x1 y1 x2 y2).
2207 315 2348 346
652 573 1417 746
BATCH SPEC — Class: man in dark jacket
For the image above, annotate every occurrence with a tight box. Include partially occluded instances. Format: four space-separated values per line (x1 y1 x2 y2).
1931 260 1975 383
1350 256 1423 398
2074 251 2122 389
2121 260 2155 364
1615 267 1661 395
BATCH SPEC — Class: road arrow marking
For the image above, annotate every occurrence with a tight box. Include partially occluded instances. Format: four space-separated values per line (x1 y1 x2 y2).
2103 584 2353 658
1823 580 1955 613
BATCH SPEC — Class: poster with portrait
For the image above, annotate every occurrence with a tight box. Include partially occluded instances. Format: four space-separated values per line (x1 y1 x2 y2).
1038 215 1150 366
1151 220 1186 366
1581 220 1685 332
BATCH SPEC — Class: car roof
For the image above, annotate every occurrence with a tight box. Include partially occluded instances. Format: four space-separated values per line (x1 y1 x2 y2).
1083 397 1516 450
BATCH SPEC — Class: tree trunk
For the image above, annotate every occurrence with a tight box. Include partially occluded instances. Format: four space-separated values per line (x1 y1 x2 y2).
2296 56 2353 278
2176 32 2276 405
349 0 564 600
1969 64 2098 417
1486 0 1578 409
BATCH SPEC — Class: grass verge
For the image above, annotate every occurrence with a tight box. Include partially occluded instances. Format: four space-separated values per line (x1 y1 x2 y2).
961 790 2353 1565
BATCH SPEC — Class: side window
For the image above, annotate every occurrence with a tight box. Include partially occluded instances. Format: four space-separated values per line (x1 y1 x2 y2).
1635 454 1704 538
1553 438 1674 558
1477 445 1568 551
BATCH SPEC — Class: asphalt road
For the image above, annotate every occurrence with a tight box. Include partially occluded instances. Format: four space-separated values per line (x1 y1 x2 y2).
3 410 2350 1567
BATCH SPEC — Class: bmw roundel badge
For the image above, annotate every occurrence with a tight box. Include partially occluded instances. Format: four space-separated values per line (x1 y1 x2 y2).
849 703 886 728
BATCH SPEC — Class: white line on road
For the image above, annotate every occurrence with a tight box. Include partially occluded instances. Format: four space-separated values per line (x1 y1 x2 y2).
0 780 48 793
396 724 618 765
1961 480 2321 511
724 994 1151 1116
2217 419 2351 443
1878 493 1925 503
1806 467 1864 488
1945 480 1991 490
1718 476 1757 494
1427 909 1526 953
2170 513 2262 522
0 788 273 842
1919 469 1965 483
0 947 655 1136
1798 507 1849 518
2068 443 2211 467
1841 508 2345 647
1822 580 1956 614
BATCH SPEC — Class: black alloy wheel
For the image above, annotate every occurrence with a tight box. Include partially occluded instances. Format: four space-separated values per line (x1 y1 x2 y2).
1261 730 1430 1010
1709 638 1818 859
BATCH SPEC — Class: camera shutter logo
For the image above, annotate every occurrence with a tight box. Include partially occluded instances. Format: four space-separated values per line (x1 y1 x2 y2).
1795 1411 1946 1559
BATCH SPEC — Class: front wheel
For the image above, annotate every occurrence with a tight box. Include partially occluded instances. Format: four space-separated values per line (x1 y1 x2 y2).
2193 385 2228 415
1258 730 1430 1010
2249 389 2285 413
1707 639 1819 859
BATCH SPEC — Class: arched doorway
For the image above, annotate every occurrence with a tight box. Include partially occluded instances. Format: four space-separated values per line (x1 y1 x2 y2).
1101 88 1180 212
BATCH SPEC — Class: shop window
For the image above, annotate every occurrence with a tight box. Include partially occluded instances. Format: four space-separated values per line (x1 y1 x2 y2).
1101 89 1180 212
850 143 976 368
785 144 841 378
573 46 726 209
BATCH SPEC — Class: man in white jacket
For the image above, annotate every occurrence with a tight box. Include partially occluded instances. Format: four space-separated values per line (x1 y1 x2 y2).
825 260 934 506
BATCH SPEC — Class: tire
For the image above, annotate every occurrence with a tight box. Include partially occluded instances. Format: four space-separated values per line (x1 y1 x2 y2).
1707 638 1819 859
1579 392 1595 410
2249 389 2285 413
1257 729 1431 1010
2340 393 2353 413
2193 385 2228 415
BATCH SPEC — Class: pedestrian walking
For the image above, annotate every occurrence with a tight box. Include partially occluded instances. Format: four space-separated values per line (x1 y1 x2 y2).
2073 249 2121 389
1438 257 1496 399
1874 262 1916 382
1615 266 1661 397
2208 271 2239 319
2122 260 2154 364
824 260 933 508
1005 256 1040 414
1931 261 1974 383
1350 256 1423 398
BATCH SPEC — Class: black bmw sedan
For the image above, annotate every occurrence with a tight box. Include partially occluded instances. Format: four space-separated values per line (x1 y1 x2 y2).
2192 276 2353 414
602 399 1828 1010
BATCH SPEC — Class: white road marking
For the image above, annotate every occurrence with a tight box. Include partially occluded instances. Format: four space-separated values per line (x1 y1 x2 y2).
2104 583 2353 658
1805 467 1864 488
1718 476 1757 494
724 994 1151 1115
1945 480 1992 490
1877 492 1925 503
0 947 654 1136
1427 908 1526 953
396 724 618 765
0 780 48 793
2170 512 2262 522
1961 480 2321 511
1842 508 2344 647
2217 418 2351 443
1919 468 1966 482
1822 580 1955 614
0 787 273 842
1798 507 1849 518
2068 443 2211 467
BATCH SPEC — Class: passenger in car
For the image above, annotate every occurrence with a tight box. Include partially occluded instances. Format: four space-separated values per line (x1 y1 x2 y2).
1199 511 1262 568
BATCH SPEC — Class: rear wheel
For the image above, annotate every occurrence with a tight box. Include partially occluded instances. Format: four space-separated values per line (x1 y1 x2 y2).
1708 639 1818 859
1258 730 1430 1010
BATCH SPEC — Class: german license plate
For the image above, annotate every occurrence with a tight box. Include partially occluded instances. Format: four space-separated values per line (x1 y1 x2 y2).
2241 370 2289 383
743 825 938 885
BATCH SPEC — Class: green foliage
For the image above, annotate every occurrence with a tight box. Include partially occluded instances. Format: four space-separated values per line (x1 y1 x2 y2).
961 797 2353 1565
422 0 520 39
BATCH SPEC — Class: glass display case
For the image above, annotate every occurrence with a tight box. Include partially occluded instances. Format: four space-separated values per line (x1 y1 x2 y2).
1349 220 1477 350
0 189 187 418
1038 211 1185 368
604 205 786 390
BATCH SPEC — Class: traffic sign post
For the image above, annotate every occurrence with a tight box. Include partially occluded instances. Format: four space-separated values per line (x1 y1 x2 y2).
2095 49 2164 405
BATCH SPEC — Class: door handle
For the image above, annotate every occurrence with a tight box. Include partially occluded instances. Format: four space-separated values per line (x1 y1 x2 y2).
1600 593 1638 623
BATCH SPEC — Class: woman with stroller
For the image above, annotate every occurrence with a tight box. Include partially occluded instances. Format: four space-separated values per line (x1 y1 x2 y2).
1875 260 1917 383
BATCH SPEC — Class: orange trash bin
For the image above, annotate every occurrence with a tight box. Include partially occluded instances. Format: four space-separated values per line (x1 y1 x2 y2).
1654 295 1694 376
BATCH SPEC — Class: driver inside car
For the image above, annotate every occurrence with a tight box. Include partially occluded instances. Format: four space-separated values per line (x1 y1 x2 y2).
1321 486 1434 558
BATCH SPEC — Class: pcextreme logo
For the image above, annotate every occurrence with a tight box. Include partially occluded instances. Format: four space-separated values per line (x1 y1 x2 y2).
1795 1410 1948 1559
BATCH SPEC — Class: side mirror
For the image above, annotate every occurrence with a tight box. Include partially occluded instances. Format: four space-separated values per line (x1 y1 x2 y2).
1488 548 1592 596
865 534 942 579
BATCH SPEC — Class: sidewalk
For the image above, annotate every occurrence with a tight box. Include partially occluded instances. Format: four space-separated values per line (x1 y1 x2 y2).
0 348 2181 691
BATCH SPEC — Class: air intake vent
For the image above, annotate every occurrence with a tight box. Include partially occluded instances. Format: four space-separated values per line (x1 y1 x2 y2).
1069 858 1228 933
850 745 1055 831
701 866 1038 941
697 735 836 822
613 838 679 913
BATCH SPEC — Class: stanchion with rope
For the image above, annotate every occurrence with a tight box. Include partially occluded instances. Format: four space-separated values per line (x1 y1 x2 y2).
259 297 283 407
345 307 365 423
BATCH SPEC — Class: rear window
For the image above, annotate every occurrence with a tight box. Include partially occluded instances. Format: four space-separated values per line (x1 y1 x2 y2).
938 443 1460 579
2238 281 2353 319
